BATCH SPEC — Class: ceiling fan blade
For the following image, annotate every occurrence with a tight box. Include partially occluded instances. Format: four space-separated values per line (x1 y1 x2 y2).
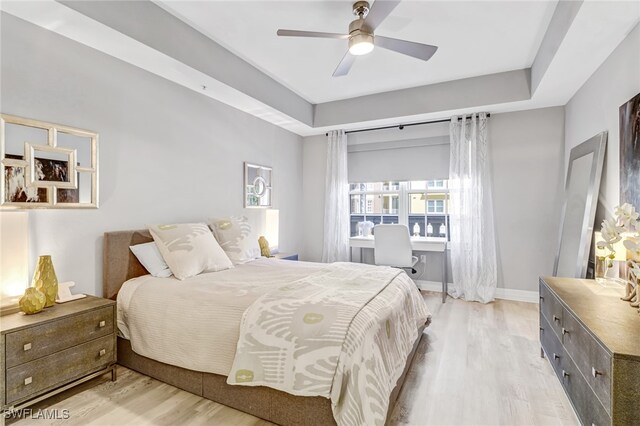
333 51 356 77
365 0 401 31
375 36 438 61
277 29 349 39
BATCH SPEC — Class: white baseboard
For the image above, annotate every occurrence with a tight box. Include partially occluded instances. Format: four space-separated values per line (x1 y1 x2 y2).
415 280 446 293
414 280 539 304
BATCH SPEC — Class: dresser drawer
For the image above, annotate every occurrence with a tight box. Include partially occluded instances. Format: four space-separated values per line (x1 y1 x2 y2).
5 306 114 368
539 281 563 339
561 356 611 426
5 334 115 405
540 313 564 380
562 308 612 415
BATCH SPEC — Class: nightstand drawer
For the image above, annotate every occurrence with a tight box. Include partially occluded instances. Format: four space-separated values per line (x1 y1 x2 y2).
5 306 114 368
5 334 115 405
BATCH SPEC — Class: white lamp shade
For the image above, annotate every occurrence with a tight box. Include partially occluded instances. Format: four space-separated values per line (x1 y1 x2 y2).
594 231 627 261
265 209 279 250
0 211 29 308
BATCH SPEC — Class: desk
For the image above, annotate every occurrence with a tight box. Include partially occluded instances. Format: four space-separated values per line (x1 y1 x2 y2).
349 236 448 303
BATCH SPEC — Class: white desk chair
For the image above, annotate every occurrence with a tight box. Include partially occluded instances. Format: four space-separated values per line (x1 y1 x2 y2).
373 224 419 274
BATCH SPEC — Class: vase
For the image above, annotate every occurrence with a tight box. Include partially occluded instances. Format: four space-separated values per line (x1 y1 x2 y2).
595 256 607 282
32 255 58 308
19 287 46 315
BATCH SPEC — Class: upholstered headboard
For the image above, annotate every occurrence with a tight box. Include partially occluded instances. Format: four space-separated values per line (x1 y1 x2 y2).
103 229 154 300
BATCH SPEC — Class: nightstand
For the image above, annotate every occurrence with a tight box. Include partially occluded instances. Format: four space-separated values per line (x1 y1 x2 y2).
272 253 299 261
0 296 116 415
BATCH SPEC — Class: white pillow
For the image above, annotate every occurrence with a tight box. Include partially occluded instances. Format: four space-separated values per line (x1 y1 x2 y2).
129 242 172 278
210 216 261 264
148 223 233 280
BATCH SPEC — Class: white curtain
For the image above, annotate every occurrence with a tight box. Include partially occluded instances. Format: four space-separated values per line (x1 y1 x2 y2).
322 130 350 263
448 113 497 303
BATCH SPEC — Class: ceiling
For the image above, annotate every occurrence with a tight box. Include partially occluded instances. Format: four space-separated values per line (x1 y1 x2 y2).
3 0 638 135
157 0 558 103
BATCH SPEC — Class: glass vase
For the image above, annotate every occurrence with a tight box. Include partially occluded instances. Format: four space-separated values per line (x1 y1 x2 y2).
595 256 607 282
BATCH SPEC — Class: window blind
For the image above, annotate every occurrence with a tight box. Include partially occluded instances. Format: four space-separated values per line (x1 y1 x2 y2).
347 136 450 182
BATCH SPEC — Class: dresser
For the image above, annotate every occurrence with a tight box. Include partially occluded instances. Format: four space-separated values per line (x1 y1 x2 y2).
0 296 116 413
539 277 640 426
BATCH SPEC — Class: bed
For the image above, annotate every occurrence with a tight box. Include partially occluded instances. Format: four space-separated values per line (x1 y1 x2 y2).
104 229 431 426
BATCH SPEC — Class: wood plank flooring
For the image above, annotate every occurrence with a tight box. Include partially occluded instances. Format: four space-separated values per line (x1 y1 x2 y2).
8 292 577 426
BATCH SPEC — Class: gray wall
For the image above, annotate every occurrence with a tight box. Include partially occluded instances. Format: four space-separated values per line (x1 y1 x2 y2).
0 14 304 296
301 135 327 264
302 107 566 292
565 23 640 221
490 107 565 291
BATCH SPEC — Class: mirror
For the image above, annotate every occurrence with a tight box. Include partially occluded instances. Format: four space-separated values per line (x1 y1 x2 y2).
1 114 99 208
554 132 607 278
244 162 272 208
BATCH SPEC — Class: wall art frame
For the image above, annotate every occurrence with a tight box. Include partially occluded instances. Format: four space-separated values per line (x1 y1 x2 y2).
244 162 272 208
620 92 640 211
1 114 99 209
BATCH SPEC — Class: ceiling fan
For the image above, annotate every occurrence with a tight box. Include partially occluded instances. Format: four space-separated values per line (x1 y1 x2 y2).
277 0 438 77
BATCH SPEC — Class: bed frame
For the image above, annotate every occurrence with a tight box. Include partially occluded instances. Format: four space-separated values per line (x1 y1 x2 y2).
103 230 428 425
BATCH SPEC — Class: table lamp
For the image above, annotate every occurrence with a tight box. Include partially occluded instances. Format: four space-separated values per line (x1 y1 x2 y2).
594 231 627 287
265 209 279 251
0 211 29 313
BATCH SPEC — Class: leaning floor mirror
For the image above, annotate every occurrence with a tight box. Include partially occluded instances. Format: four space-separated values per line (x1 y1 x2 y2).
554 132 607 278
1 114 99 208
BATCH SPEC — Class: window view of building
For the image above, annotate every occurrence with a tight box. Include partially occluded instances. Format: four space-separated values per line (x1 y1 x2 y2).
349 180 450 238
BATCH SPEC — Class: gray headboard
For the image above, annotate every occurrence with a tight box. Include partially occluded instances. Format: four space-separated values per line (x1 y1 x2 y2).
103 229 153 300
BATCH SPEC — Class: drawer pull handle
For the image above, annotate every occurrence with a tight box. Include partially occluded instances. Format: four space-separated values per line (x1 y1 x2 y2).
24 377 32 385
553 315 560 323
553 353 560 360
23 343 31 351
562 328 569 336
562 370 569 379
539 296 544 301
99 349 106 357
99 320 106 328
592 367 602 378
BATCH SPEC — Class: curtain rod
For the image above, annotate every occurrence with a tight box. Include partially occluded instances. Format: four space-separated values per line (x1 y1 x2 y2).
325 113 491 136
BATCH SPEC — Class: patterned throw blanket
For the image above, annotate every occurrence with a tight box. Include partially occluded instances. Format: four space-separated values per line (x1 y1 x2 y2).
227 262 430 425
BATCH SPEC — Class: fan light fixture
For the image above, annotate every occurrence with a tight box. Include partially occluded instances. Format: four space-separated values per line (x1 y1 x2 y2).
349 33 374 56
277 0 439 77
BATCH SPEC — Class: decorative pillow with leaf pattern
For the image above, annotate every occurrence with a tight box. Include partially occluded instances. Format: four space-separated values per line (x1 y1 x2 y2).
210 216 261 264
149 223 233 280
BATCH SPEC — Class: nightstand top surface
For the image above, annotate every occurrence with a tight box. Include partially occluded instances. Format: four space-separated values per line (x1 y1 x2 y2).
0 295 114 334
541 276 640 359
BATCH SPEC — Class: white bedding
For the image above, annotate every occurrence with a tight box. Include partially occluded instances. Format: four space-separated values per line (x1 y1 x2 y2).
117 258 326 375
117 257 431 399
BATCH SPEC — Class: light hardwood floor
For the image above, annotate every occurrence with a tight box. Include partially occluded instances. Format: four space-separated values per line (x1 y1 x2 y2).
8 292 578 426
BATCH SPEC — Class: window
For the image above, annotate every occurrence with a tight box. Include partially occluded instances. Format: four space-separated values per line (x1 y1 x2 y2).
427 199 444 213
349 180 449 238
349 182 400 236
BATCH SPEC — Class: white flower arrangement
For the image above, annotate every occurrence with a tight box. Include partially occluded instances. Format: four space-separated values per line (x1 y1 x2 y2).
596 203 640 268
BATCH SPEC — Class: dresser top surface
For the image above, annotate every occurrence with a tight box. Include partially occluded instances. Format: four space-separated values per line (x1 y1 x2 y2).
0 296 114 334
541 277 640 359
